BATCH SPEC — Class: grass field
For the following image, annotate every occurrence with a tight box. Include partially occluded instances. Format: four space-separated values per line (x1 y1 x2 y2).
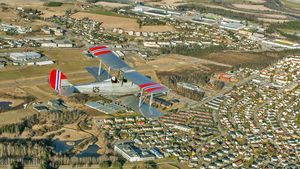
0 48 95 81
87 6 127 17
46 1 63 7
278 28 300 35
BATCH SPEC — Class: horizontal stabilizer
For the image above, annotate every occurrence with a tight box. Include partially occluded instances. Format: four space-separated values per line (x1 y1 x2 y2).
118 95 164 118
139 103 164 118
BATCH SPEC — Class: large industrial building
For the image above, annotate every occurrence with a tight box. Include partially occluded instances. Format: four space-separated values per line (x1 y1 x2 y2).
9 52 41 61
219 21 246 31
177 82 203 92
0 63 4 69
262 39 300 49
114 142 155 162
132 5 181 18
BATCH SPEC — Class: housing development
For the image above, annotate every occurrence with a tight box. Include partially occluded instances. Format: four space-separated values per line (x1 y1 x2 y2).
0 0 299 169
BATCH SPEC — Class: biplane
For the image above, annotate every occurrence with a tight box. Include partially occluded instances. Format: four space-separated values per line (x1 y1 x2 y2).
49 45 169 118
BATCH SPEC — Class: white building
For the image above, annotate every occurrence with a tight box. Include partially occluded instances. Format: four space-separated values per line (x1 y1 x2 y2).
173 124 191 132
262 39 300 49
131 5 181 18
219 20 246 31
35 60 54 66
177 82 202 92
41 40 57 48
143 42 160 48
114 143 155 162
0 63 4 69
57 40 73 48
10 52 41 61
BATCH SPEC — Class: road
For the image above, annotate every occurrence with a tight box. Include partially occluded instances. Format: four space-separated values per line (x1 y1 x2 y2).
188 74 259 109
184 74 259 136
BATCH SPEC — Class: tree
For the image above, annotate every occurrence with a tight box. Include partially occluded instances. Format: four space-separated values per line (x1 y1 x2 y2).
213 80 225 90
99 160 111 169
10 161 23 169
40 160 55 169
65 9 71 16
87 0 99 3
133 161 157 169
113 128 121 137
111 160 122 169
297 114 300 126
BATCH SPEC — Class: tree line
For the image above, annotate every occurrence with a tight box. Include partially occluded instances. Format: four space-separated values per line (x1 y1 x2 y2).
0 109 85 137
266 21 300 41
157 71 210 100
160 45 227 57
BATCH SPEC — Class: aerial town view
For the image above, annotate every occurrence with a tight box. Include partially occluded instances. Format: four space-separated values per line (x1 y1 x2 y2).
0 0 300 168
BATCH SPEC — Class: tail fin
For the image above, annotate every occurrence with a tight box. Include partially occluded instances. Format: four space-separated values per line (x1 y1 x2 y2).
49 69 74 96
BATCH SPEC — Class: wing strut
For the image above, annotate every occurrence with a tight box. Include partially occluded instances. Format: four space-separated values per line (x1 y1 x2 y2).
98 60 102 76
149 93 153 112
139 90 143 107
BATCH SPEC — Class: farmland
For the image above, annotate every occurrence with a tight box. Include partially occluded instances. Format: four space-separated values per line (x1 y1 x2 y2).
71 12 174 32
232 4 275 11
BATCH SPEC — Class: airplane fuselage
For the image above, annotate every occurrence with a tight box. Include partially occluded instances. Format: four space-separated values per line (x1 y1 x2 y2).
74 80 140 96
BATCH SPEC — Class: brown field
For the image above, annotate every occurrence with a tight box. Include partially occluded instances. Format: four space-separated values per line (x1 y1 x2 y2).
246 0 266 3
123 53 233 83
0 88 35 127
41 10 65 18
0 10 19 22
147 0 184 5
55 127 91 141
0 0 44 7
0 87 28 97
0 97 23 107
258 18 291 23
135 54 231 73
262 13 289 19
232 4 274 11
71 12 175 32
0 6 57 30
0 1 83 19
198 51 288 67
0 109 36 127
95 2 130 8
